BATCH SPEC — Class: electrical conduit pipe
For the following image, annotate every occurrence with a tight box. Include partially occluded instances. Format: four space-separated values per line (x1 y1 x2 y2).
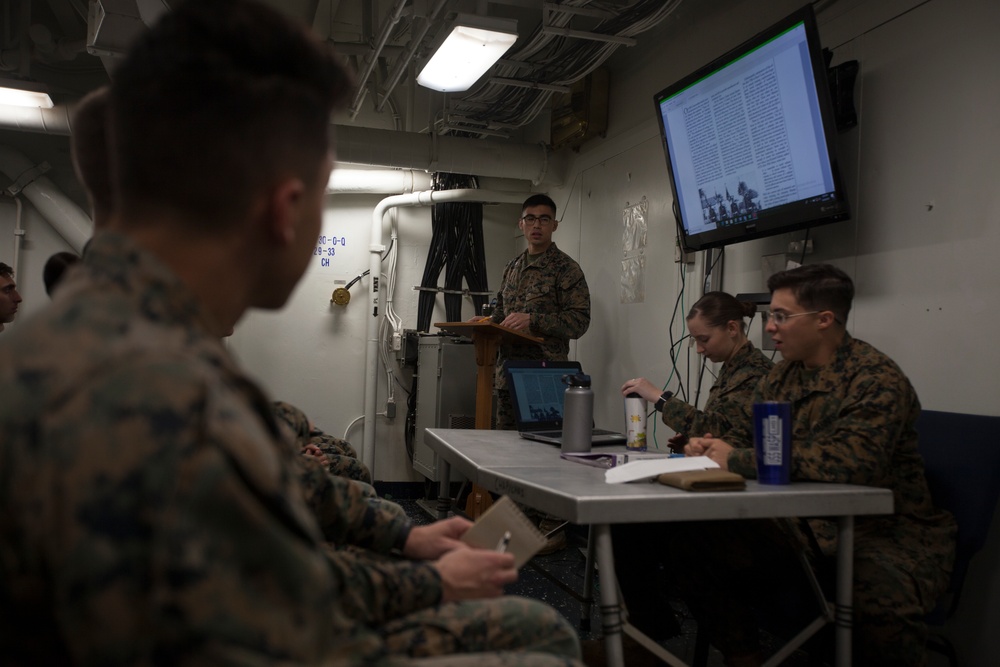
361 188 526 475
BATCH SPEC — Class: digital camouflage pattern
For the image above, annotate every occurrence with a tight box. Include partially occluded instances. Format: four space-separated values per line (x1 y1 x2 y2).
381 596 583 659
311 431 371 483
273 400 372 482
0 232 582 667
273 399 312 442
311 429 360 459
490 243 590 429
714 334 957 664
659 341 773 438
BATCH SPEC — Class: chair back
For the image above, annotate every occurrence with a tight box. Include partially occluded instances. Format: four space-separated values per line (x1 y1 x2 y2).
915 410 1000 620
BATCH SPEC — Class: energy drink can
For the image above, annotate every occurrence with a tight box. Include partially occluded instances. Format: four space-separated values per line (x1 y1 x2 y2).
753 401 792 484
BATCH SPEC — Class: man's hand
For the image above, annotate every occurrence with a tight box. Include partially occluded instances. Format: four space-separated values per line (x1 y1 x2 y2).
402 516 472 560
500 312 531 332
685 434 733 470
434 548 518 602
666 433 688 452
300 444 329 467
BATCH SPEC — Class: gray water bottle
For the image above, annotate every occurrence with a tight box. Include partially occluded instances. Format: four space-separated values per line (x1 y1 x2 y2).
561 373 593 453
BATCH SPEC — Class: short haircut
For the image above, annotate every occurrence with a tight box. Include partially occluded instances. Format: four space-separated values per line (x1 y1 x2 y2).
0 263 12 280
70 87 113 225
109 0 353 230
767 263 854 325
688 291 757 331
521 194 557 218
43 252 81 297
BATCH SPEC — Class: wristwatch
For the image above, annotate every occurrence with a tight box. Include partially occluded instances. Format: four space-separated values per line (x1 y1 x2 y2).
654 391 673 412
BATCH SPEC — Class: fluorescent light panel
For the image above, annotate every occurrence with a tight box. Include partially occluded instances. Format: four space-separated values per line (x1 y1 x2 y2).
0 79 54 109
417 14 517 93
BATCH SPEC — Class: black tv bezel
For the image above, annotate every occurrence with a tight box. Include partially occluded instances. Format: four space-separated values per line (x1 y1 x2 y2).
653 4 850 253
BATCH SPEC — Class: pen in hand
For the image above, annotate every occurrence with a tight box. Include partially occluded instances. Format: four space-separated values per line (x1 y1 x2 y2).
495 530 512 554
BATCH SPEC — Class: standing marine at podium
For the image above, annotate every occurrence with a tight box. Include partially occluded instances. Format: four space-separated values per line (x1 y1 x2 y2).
488 194 591 430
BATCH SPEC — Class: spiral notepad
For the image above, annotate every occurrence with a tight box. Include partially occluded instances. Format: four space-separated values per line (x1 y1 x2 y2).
460 496 547 568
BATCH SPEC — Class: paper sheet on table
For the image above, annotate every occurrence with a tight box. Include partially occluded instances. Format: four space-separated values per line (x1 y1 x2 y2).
604 456 719 484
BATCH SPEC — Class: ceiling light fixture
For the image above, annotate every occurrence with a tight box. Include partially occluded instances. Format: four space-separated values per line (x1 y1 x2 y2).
0 78 54 109
417 14 517 93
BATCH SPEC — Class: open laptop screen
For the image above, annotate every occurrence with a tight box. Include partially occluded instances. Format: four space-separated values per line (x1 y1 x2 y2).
504 360 582 430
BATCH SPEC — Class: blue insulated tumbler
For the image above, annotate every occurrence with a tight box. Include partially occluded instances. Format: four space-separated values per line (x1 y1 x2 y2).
753 401 792 484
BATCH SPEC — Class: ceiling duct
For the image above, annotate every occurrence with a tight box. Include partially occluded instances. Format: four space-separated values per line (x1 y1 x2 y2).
87 0 169 59
334 125 554 184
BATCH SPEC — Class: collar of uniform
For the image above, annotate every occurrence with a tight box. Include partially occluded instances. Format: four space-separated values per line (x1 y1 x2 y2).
81 230 220 343
517 241 559 268
723 339 756 369
788 332 856 395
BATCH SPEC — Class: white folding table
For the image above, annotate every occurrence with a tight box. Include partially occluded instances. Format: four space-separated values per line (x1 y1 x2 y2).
424 428 894 667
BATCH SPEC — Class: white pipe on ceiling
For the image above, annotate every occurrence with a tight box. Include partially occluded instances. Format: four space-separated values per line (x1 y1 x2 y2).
327 167 432 194
360 187 526 476
0 145 92 253
0 103 74 134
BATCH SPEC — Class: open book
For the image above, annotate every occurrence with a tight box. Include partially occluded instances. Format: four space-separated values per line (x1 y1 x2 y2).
460 495 547 568
604 455 719 484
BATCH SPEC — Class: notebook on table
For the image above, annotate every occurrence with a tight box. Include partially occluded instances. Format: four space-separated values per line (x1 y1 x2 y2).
504 359 627 446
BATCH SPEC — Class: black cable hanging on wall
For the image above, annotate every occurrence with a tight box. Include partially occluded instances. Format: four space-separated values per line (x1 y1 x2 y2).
415 173 490 332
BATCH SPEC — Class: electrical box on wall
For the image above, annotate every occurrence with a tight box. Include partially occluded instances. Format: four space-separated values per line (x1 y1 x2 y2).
411 335 478 481
736 292 775 351
550 68 609 151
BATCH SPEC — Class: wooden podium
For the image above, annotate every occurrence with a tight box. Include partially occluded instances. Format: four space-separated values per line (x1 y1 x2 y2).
434 321 542 517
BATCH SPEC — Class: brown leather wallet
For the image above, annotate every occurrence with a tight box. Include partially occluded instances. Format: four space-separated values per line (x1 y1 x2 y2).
657 469 746 492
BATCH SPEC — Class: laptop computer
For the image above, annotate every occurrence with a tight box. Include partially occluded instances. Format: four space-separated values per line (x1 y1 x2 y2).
504 359 627 446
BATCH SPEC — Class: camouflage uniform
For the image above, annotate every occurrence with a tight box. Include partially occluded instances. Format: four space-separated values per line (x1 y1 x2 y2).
489 243 590 429
310 432 372 482
273 399 312 442
612 341 772 641
659 340 773 438
0 232 582 667
674 334 957 665
273 400 373 483
311 430 359 459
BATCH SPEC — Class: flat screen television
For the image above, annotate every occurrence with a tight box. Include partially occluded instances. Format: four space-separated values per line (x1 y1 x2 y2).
653 5 850 252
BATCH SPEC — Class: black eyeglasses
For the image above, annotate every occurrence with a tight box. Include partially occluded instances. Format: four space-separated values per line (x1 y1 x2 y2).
521 215 554 226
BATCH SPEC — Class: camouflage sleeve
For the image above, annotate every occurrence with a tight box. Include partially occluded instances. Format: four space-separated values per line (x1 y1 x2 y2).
728 367 915 484
529 263 590 340
723 398 756 452
660 348 769 439
324 546 443 625
295 455 413 553
37 360 351 664
659 394 741 439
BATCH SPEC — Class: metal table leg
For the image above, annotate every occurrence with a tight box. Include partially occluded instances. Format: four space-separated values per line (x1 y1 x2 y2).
593 524 624 667
835 515 854 667
436 459 452 520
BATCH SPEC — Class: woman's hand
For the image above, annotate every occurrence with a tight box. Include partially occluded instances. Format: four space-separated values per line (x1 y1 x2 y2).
620 377 662 403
